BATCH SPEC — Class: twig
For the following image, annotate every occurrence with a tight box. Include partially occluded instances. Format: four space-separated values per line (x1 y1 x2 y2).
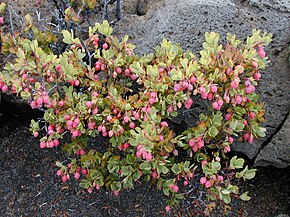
116 0 122 20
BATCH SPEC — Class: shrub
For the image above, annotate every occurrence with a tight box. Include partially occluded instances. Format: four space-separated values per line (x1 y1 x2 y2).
0 7 272 212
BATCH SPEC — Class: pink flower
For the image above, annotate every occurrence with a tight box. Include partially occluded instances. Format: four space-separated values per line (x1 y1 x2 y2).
205 180 212 188
190 76 197 84
212 101 219 110
174 83 181 92
108 130 114 137
74 172 81 180
0 17 4 25
165 205 171 212
61 175 68 183
253 72 261 80
56 170 63 176
210 85 218 93
258 46 266 58
161 121 168 127
225 113 232 121
185 97 193 109
200 177 207 185
233 95 243 105
224 146 231 153
86 101 93 108
217 175 224 182
228 137 234 144
249 112 256 119
88 188 93 194
129 122 136 129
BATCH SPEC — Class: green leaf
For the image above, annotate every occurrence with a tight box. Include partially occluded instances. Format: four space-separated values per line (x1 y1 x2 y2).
230 156 245 169
222 194 231 204
0 3 6 13
240 191 251 201
95 20 113 37
208 126 219 138
140 162 151 170
62 30 74 44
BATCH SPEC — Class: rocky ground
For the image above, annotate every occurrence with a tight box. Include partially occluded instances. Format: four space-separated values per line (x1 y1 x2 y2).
0 99 289 217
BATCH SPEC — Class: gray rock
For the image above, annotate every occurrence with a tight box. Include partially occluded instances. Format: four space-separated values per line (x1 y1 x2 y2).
115 0 290 165
255 113 290 168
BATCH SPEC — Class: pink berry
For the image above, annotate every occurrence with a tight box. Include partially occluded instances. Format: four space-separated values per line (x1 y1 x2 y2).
61 175 68 183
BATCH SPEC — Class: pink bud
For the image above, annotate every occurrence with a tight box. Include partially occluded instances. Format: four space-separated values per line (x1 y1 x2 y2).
189 139 195 147
184 180 188 186
167 106 173 113
249 112 256 119
115 67 122 74
145 153 152 162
